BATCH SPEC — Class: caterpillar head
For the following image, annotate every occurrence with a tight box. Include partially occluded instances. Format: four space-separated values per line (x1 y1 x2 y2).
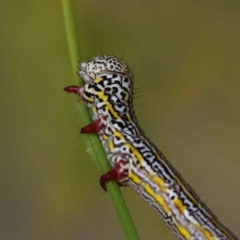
78 55 133 83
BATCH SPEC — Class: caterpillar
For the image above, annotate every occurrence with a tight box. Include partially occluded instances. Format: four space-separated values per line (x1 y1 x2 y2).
64 55 238 240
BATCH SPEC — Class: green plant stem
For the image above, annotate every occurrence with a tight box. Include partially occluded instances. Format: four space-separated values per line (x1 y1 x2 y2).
61 1 140 239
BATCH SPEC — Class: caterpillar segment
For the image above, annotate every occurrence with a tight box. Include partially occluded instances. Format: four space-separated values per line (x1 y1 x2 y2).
64 55 238 240
78 55 133 83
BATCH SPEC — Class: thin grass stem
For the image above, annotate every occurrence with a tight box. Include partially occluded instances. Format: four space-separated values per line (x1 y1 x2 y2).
61 1 140 239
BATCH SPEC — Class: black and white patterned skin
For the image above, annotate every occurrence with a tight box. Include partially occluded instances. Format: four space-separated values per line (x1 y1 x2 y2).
74 55 238 240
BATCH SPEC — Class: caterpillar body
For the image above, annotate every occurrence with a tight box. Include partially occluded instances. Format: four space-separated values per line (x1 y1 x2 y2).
64 55 238 240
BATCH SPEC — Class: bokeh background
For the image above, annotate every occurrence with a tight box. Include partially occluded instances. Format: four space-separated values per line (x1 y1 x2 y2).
1 0 240 239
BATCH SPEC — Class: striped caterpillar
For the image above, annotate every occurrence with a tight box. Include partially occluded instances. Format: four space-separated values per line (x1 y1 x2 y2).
64 55 238 240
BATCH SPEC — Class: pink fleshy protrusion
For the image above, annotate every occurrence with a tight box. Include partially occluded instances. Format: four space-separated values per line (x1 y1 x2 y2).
99 164 126 191
81 118 102 134
63 85 84 96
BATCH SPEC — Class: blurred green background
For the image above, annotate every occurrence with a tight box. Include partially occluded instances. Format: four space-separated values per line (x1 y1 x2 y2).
1 0 240 239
